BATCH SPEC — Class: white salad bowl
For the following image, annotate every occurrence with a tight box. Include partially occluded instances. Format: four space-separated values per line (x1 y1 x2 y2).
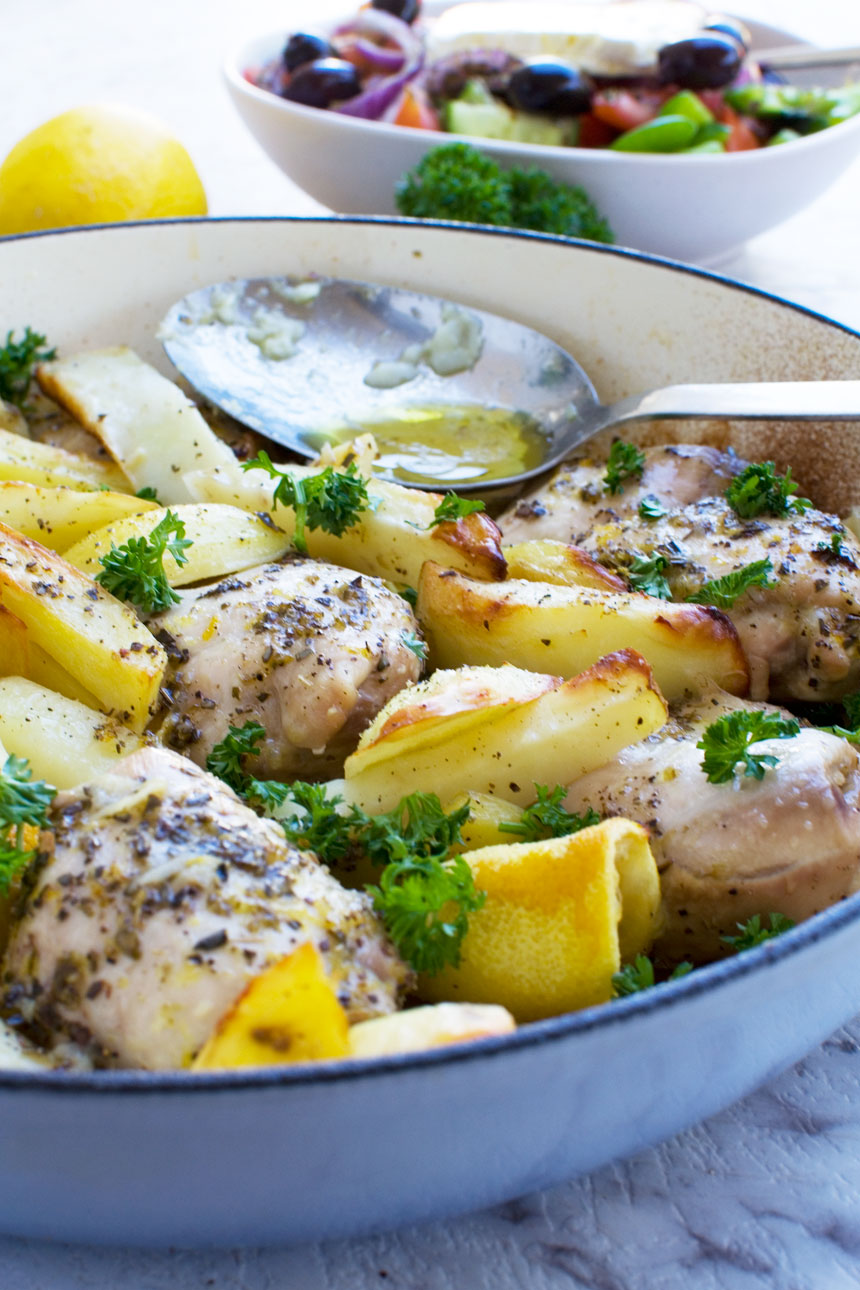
223 7 860 265
2 215 860 1248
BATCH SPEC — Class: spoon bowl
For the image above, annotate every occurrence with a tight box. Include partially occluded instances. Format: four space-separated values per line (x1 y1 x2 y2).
161 275 860 492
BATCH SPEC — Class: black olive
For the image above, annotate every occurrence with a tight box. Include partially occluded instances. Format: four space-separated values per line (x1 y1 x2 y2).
657 34 743 90
282 58 362 108
703 19 749 53
282 33 333 74
371 0 421 23
507 59 593 115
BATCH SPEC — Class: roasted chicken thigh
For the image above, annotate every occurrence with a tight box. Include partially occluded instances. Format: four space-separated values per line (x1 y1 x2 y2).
156 557 423 780
564 687 860 963
3 747 410 1069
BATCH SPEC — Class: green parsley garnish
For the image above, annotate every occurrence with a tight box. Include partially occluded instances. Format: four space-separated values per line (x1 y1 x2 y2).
399 585 418 609
603 440 645 495
430 493 486 527
627 553 672 599
498 785 600 842
813 690 860 743
274 783 481 975
367 852 485 976
685 558 775 610
95 510 191 613
724 462 811 519
243 451 370 555
0 754 56 894
402 631 428 663
697 709 801 784
0 327 56 408
638 494 667 521
612 954 692 997
721 912 795 951
205 721 267 795
816 530 852 562
135 486 161 503
279 781 352 861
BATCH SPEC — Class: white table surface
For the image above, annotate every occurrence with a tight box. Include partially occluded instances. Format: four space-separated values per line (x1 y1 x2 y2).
4 2 860 1286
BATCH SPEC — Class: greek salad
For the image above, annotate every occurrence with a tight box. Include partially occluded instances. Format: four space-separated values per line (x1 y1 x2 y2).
247 0 860 154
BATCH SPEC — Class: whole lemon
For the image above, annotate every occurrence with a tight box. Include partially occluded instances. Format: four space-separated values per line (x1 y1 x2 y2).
0 103 208 235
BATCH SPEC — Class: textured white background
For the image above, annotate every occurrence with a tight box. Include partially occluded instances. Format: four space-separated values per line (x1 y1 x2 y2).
3 1 860 1285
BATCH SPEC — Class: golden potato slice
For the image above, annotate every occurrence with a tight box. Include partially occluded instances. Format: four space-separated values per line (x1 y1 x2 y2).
0 605 99 707
0 481 156 552
419 818 662 1022
343 651 668 813
192 942 350 1071
502 539 628 592
186 463 507 588
417 562 749 702
445 790 524 852
0 677 143 788
36 347 240 505
352 664 558 777
0 426 129 491
348 1002 515 1058
63 503 292 586
0 522 165 731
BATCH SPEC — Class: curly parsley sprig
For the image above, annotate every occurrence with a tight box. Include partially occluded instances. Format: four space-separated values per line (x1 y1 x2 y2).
95 510 192 613
697 709 801 784
0 754 56 894
685 558 775 610
429 493 486 527
603 440 645 495
205 758 482 976
612 954 692 997
724 462 811 519
627 553 672 599
499 785 600 842
721 912 795 951
242 451 369 555
0 327 56 408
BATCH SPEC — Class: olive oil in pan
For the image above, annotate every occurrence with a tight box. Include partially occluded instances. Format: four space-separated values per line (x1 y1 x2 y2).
305 404 548 486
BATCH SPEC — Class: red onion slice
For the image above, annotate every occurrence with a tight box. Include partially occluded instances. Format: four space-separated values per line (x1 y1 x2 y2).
352 37 406 73
331 8 424 119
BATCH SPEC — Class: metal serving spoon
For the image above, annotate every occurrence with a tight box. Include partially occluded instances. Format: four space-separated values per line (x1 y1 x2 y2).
160 276 860 492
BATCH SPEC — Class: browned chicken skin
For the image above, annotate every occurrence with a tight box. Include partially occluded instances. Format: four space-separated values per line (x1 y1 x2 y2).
500 443 860 702
564 687 860 963
500 443 745 545
580 498 860 702
3 747 410 1070
156 557 423 780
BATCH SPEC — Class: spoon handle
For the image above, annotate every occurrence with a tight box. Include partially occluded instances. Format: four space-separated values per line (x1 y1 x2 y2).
753 44 860 70
601 380 860 430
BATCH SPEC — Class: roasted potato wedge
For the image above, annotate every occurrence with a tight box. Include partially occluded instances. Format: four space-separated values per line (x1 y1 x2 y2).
63 503 292 586
0 677 143 788
351 664 558 778
502 539 628 592
192 942 350 1070
36 347 240 505
348 1002 515 1058
417 562 749 702
0 522 165 730
419 818 662 1022
343 652 668 813
0 426 129 491
186 463 507 589
0 605 100 706
446 790 524 852
0 481 156 552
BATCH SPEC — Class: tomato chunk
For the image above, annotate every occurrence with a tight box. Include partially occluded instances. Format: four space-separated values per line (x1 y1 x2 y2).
392 86 440 131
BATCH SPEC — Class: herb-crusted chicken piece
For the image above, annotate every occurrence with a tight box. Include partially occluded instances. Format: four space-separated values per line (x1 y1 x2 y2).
3 746 411 1069
156 556 423 781
564 687 860 963
500 443 745 545
580 497 860 702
